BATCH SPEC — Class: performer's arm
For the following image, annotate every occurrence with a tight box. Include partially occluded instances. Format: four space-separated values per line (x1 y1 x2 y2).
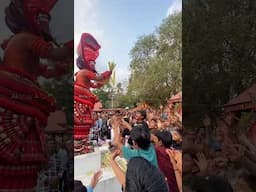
98 71 112 81
89 82 105 88
48 40 73 61
79 69 112 81
28 36 73 61
39 62 68 78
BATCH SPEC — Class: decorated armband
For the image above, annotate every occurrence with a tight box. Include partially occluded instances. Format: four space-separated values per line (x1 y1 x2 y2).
30 37 53 58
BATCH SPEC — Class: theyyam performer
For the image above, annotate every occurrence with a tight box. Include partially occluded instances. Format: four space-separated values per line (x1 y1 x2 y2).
74 33 114 153
0 0 73 190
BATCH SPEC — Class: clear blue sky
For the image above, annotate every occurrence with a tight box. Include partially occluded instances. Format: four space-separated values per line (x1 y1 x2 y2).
75 0 181 84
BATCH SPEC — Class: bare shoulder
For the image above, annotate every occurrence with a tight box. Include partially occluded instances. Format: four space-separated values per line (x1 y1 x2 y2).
8 32 39 48
13 32 38 41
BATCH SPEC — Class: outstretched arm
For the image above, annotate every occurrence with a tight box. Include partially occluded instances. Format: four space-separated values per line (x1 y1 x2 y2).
96 71 112 81
39 62 69 78
78 69 112 82
110 150 126 188
49 40 73 61
166 149 182 192
28 36 73 61
89 82 105 89
88 171 103 190
111 116 124 150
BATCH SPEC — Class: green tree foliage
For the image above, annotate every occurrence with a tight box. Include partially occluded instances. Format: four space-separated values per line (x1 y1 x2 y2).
41 74 73 125
183 0 256 127
93 88 110 108
124 13 182 107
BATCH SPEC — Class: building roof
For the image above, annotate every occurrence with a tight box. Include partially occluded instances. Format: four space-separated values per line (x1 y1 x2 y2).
224 84 256 112
168 92 182 103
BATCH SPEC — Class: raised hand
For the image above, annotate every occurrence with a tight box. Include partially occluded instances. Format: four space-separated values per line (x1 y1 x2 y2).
193 152 208 175
111 149 121 160
121 119 132 130
166 149 182 173
227 144 245 162
111 116 120 129
90 170 103 189
101 70 112 79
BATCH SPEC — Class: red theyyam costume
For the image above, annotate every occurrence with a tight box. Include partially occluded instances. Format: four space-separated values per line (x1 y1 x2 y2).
74 33 112 152
0 0 73 190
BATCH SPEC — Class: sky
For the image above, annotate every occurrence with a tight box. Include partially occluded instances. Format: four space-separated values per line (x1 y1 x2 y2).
75 0 182 84
0 0 181 84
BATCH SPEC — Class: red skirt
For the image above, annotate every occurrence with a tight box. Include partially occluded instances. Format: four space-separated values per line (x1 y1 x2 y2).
0 68 55 191
74 84 98 139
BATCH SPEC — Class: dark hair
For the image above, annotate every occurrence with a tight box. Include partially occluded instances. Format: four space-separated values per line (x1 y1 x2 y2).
5 1 54 41
130 124 151 150
76 56 85 70
124 117 129 123
150 118 157 123
125 157 168 192
190 176 233 192
74 180 87 192
5 1 28 34
138 110 147 120
121 128 130 138
154 130 173 148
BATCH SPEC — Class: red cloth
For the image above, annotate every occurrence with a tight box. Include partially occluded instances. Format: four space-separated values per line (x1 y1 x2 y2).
30 37 52 58
74 83 98 139
77 33 100 65
0 68 55 190
155 146 179 192
23 0 57 36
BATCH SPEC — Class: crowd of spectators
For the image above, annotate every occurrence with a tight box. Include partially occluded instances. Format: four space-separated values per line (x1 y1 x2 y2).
90 105 256 191
76 97 256 192
182 112 256 192
36 134 74 192
83 100 183 192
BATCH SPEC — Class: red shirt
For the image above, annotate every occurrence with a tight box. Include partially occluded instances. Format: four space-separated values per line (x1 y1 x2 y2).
155 146 179 192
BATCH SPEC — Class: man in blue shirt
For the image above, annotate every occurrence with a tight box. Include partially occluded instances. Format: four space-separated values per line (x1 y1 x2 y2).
110 116 158 189
122 125 158 167
112 115 158 167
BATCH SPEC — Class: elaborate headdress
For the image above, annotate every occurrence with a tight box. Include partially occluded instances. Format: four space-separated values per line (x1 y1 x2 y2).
5 0 57 41
76 33 101 70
